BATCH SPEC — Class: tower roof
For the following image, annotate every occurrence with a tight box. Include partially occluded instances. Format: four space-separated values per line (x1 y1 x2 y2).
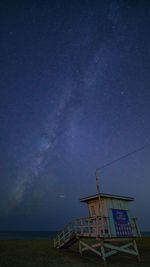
80 193 134 202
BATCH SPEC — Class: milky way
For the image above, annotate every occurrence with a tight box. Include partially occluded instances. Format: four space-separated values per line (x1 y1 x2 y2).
0 0 150 230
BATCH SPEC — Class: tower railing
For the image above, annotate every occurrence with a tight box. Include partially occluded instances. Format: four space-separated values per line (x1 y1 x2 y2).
54 216 110 248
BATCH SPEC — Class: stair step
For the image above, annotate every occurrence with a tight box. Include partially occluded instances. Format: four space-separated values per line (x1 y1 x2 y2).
59 234 77 249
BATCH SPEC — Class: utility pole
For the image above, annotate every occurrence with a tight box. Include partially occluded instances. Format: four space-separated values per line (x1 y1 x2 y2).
95 169 105 236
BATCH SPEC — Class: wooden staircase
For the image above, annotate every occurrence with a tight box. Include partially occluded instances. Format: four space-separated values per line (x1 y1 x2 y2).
54 216 110 249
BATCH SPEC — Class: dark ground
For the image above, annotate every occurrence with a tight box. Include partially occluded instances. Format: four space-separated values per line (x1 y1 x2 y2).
0 237 149 266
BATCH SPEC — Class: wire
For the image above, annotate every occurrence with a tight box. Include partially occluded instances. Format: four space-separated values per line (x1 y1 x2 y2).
96 143 150 171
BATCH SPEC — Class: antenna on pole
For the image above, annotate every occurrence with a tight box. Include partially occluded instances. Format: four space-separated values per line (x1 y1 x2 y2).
95 169 105 236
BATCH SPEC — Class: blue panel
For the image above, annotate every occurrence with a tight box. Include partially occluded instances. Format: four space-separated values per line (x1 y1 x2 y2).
112 209 132 237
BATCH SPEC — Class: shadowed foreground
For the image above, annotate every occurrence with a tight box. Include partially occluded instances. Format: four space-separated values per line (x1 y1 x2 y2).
0 237 149 266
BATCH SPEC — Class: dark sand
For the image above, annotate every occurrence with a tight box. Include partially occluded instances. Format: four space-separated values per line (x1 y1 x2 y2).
0 237 149 266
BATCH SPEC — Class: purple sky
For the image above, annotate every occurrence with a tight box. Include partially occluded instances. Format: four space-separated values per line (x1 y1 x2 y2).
0 0 150 231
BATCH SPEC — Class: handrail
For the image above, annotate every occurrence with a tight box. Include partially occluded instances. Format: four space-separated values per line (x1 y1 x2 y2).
56 221 72 238
72 215 108 222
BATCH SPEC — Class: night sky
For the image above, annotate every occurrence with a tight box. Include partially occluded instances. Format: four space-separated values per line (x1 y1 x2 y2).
0 0 150 231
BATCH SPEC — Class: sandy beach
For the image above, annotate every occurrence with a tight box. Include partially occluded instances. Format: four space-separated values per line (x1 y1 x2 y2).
0 237 149 266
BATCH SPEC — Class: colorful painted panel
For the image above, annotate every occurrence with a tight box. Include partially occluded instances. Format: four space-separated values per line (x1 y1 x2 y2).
112 209 132 237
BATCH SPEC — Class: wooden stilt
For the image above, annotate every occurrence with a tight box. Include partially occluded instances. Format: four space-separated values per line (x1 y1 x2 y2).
100 240 106 264
78 237 140 264
79 241 82 256
80 240 102 257
133 239 141 262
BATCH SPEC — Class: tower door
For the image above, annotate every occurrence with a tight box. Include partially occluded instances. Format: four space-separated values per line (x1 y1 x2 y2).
89 201 98 217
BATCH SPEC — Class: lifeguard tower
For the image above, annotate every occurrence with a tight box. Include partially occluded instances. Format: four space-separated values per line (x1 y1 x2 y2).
54 172 141 264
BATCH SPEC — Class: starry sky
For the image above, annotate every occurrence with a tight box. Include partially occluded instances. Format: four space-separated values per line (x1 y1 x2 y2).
0 0 150 231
